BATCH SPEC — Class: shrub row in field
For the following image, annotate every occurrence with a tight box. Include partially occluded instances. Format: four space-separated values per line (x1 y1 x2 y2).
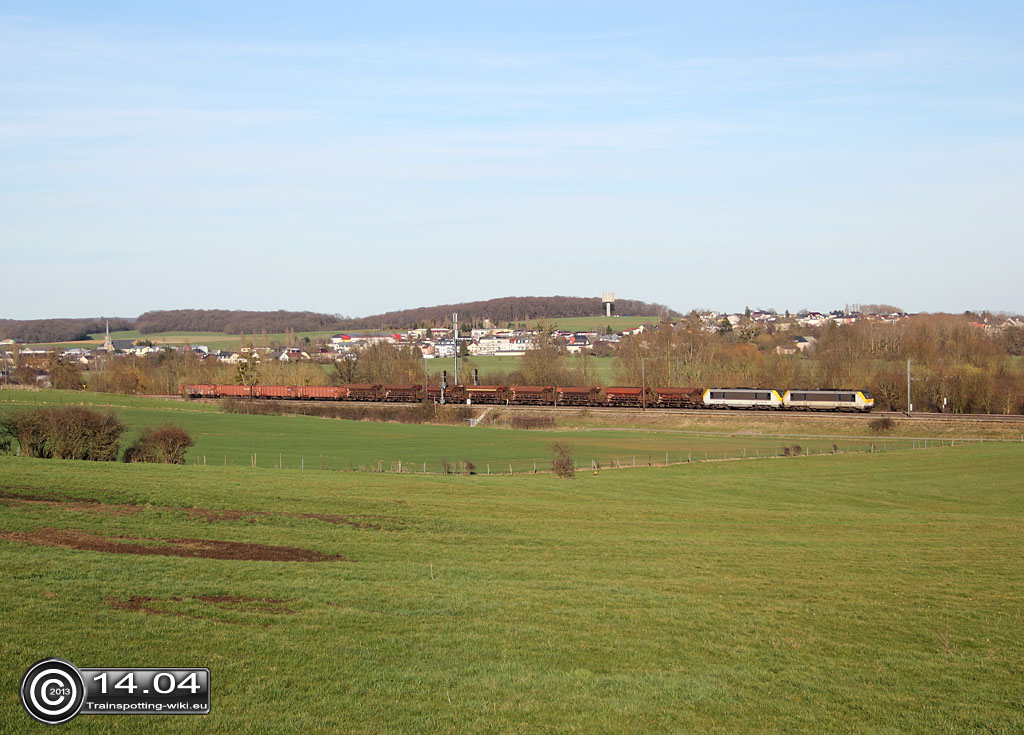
0 407 124 460
0 406 191 463
220 398 473 425
510 415 557 430
123 425 194 464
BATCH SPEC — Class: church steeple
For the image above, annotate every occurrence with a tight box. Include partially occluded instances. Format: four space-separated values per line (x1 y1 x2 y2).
103 320 113 352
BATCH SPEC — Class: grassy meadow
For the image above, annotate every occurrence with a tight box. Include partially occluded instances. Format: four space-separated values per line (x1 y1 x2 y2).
0 390 946 474
0 441 1022 733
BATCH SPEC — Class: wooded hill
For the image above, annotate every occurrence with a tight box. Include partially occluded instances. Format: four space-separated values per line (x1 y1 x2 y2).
134 297 675 334
337 296 676 330
2 297 676 341
134 310 343 335
0 318 134 344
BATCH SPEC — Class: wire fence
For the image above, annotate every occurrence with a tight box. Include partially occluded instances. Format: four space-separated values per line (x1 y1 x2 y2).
181 437 988 475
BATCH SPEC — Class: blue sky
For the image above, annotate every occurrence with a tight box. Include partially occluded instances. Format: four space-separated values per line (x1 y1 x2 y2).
2 1 1022 319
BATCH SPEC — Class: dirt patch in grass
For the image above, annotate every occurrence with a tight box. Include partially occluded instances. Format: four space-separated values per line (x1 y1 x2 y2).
106 594 296 624
0 489 145 517
0 528 350 562
0 486 402 530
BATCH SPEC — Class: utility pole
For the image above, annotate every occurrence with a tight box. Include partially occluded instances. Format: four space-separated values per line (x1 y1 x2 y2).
906 359 912 416
641 357 646 411
453 312 458 386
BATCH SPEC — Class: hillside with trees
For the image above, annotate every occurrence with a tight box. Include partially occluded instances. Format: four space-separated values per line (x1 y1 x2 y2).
0 317 134 343
135 309 345 334
134 297 675 334
331 296 675 329
615 313 1024 414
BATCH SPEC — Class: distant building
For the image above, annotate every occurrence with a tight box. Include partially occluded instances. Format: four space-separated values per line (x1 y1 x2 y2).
602 292 615 318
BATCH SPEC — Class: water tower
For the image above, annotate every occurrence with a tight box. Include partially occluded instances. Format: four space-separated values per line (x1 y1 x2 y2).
602 292 615 318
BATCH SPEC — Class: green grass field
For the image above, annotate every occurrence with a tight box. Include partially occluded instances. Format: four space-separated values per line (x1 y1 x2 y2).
1 442 1021 733
0 390 938 474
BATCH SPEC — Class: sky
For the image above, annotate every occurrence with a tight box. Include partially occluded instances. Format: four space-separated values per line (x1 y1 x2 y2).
2 1 1022 319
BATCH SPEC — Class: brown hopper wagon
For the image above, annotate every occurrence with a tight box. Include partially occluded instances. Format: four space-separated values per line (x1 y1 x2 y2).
508 385 554 405
427 385 466 403
217 384 254 398
253 385 300 399
342 383 383 401
464 385 510 404
296 385 347 400
555 386 602 406
381 384 425 402
182 384 219 398
604 386 654 407
653 387 703 408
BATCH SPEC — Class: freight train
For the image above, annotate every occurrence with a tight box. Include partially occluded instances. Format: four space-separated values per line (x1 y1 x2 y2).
183 384 875 411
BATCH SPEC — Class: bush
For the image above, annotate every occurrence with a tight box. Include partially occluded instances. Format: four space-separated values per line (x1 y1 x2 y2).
123 424 194 464
0 407 125 460
221 398 465 425
49 407 125 461
511 415 556 430
551 443 575 479
868 417 895 433
1 410 50 457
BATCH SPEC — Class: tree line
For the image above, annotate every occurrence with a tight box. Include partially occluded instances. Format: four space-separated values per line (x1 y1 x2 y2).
338 296 675 330
135 309 345 334
0 317 133 344
136 297 675 334
614 314 1024 413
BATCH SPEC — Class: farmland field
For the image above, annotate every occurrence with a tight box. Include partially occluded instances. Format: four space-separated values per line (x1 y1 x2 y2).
1 390 944 474
1 440 1022 733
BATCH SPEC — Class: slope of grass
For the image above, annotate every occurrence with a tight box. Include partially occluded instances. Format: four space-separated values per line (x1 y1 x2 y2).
0 444 1022 733
1 390 921 473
